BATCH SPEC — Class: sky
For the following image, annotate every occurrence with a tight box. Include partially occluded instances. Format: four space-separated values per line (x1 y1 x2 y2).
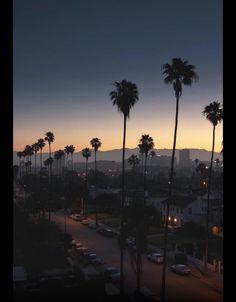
13 0 223 153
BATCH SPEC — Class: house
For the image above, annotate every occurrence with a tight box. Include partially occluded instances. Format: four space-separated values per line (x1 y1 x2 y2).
161 194 207 227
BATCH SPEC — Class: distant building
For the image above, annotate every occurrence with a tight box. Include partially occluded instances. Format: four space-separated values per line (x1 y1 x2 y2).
152 155 177 167
179 149 191 167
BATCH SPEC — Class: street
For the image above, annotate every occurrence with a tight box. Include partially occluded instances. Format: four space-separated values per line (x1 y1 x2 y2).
53 212 223 302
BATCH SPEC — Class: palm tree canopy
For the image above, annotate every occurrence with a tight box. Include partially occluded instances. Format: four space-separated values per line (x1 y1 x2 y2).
82 147 92 159
69 145 75 154
37 138 45 150
110 79 138 118
32 142 40 153
24 145 34 157
90 137 102 152
128 154 140 167
138 134 154 157
17 151 23 159
45 131 55 144
150 150 156 158
162 58 198 96
202 101 223 126
64 145 70 155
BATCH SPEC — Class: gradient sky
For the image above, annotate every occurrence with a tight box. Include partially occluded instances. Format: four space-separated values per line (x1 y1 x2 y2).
14 0 223 153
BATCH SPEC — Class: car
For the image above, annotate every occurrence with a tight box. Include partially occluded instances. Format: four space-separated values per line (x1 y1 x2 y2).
147 253 163 264
104 267 120 283
102 228 115 237
81 219 90 225
88 222 97 229
169 264 191 275
97 226 105 234
87 253 102 265
75 247 91 257
74 242 83 250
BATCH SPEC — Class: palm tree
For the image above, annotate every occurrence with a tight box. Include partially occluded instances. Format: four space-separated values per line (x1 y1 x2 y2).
57 149 65 176
90 137 102 226
110 79 138 296
32 142 40 174
24 145 34 173
194 158 199 167
17 151 23 178
138 134 154 204
202 101 223 274
161 58 198 301
54 151 60 175
37 138 46 170
149 150 156 177
127 154 140 171
64 145 70 168
82 147 91 218
68 145 75 170
45 131 55 177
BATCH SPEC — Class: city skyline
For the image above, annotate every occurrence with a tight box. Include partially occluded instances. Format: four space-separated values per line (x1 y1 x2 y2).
14 0 223 152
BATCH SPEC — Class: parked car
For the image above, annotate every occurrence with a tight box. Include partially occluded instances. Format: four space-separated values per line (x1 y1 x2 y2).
104 267 120 283
76 247 91 257
147 253 163 264
169 264 191 275
102 228 115 237
81 219 90 225
74 242 83 250
88 222 97 229
87 253 102 265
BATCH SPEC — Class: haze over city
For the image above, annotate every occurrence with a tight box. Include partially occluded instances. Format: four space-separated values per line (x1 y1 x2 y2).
13 0 222 153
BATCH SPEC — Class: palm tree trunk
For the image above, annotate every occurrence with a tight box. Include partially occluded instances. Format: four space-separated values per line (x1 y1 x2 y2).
204 125 215 274
71 153 74 170
95 150 98 227
144 154 147 204
40 150 42 170
49 143 52 177
120 115 126 296
161 93 179 302
35 152 37 175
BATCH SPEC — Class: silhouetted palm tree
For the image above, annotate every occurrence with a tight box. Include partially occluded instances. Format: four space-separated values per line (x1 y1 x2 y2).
161 58 198 301
45 131 55 177
82 147 91 218
67 145 75 170
128 154 140 171
202 101 223 273
32 142 40 174
24 145 34 173
57 149 65 175
37 138 46 170
64 145 70 168
17 151 23 178
194 158 199 167
110 79 138 296
90 137 102 226
138 134 154 204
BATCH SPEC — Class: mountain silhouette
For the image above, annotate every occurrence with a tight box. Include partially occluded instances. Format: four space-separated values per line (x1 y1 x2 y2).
13 148 222 165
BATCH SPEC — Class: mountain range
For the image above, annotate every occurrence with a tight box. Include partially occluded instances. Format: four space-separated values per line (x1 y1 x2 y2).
13 148 222 165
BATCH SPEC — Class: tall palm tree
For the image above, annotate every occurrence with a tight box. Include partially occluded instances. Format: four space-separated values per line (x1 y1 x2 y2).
110 79 138 296
32 142 40 175
149 150 156 177
57 149 65 176
68 145 75 170
161 58 198 301
90 137 102 226
127 154 140 171
45 131 55 177
37 138 46 170
17 151 23 178
138 134 154 204
24 145 34 174
82 147 91 218
64 145 70 168
54 151 60 175
202 101 223 274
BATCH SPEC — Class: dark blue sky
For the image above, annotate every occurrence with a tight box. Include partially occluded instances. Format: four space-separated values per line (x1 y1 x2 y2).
14 0 223 152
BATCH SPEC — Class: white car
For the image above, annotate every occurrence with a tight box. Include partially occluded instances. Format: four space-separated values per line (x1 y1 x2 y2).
147 253 163 264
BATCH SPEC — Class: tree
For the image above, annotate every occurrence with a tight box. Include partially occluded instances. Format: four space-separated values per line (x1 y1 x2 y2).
202 101 223 273
194 158 199 167
24 145 34 173
138 134 154 204
45 131 55 177
17 151 24 178
32 142 40 175
64 145 70 168
127 154 140 171
37 138 46 170
90 137 102 226
110 79 138 295
161 58 198 301
68 145 75 170
81 147 91 218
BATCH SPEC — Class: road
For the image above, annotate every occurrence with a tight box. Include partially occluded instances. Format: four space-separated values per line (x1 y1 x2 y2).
52 212 223 302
